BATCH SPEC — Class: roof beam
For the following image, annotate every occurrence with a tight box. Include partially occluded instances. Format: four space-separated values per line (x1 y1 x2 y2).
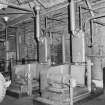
8 14 33 26
84 0 105 26
0 1 33 12
93 20 105 26
8 0 83 26
89 13 105 20
91 0 105 6
84 0 94 16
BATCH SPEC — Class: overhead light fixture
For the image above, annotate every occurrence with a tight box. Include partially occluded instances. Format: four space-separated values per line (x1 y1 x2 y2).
3 16 9 22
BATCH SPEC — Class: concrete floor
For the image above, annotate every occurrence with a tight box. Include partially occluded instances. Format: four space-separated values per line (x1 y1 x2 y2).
75 93 105 105
0 92 105 105
0 95 33 105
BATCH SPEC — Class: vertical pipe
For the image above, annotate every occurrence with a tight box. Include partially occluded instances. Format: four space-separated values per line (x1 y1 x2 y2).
62 35 66 63
5 24 9 72
35 5 40 41
33 16 39 62
82 31 85 62
69 80 73 105
45 17 48 62
33 5 40 62
69 0 76 62
79 6 82 30
70 0 75 35
10 58 14 83
90 20 93 47
45 17 47 30
49 32 52 44
87 58 92 92
69 1 74 105
16 28 19 61
5 24 8 41
27 64 32 96
45 37 48 62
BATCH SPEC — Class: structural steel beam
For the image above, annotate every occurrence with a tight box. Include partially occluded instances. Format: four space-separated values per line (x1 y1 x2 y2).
81 6 105 26
84 0 94 16
8 14 33 26
0 2 33 12
0 12 32 15
91 0 105 6
89 13 105 20
7 0 82 26
93 20 105 26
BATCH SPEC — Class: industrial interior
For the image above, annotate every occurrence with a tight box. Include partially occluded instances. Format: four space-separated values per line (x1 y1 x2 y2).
0 0 105 105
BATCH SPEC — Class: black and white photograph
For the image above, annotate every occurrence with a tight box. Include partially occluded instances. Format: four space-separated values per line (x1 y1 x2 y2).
0 0 105 105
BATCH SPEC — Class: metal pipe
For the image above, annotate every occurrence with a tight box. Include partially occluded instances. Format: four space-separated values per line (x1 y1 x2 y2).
8 3 68 27
84 0 94 16
27 64 32 96
69 1 74 104
33 5 40 62
41 0 82 16
62 35 66 63
16 28 19 61
5 41 9 72
87 58 92 92
35 5 40 41
45 17 47 29
89 20 94 47
84 13 105 31
5 23 7 41
81 7 96 12
81 31 86 62
5 23 9 72
70 0 75 35
7 1 82 26
83 4 105 31
33 14 39 62
79 6 82 30
69 80 73 105
45 37 48 62
45 17 47 62
10 58 13 81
